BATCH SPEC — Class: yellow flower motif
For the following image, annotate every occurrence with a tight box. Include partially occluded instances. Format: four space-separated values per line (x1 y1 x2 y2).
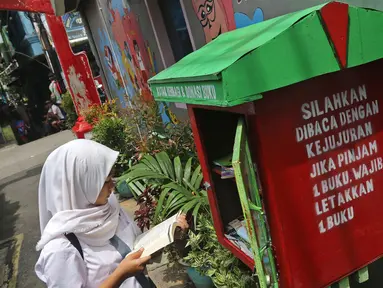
167 108 179 125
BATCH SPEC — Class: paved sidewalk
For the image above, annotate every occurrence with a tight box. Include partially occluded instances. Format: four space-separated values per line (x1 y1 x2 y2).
0 131 75 287
0 131 75 181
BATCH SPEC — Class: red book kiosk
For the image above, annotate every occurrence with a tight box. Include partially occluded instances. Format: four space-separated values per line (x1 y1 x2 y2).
149 2 383 288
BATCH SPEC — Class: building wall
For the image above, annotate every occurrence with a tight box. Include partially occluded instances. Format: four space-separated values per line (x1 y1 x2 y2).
183 0 383 47
83 0 158 108
82 0 187 123
81 0 383 124
7 12 44 57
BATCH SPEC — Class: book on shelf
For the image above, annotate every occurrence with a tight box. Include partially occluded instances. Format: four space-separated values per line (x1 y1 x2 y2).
225 218 253 259
213 154 233 167
228 218 250 243
213 154 235 179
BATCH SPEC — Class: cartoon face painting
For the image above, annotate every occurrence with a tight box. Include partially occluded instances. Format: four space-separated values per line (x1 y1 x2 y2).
192 0 229 43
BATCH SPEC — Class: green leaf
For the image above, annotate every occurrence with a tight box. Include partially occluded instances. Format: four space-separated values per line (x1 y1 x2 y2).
134 180 146 192
206 269 216 277
155 152 175 180
181 198 199 214
115 172 132 183
154 188 171 222
190 165 202 188
184 158 193 182
162 182 192 197
128 163 148 171
194 174 204 190
174 156 183 184
141 155 162 173
182 178 196 192
192 202 202 226
166 200 187 217
166 192 185 211
164 191 180 211
128 182 143 199
125 170 168 183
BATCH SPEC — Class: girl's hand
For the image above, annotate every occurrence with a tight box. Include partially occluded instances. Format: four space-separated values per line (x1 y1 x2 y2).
100 249 151 288
116 248 151 278
177 214 189 230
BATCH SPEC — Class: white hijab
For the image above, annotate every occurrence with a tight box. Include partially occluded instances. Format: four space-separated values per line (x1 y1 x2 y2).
36 139 120 251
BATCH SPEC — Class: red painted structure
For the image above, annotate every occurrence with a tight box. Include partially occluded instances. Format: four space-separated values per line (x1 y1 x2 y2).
0 0 101 114
188 103 257 269
46 15 101 114
320 2 349 68
0 0 53 14
254 58 383 288
188 58 383 288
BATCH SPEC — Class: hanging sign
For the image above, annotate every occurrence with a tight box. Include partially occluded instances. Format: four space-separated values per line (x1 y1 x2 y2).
62 12 87 43
151 81 225 106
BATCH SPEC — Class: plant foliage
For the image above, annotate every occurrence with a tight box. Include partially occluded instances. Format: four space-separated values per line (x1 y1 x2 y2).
184 213 256 288
61 91 78 129
84 97 196 177
134 186 161 232
119 151 208 225
120 97 197 163
82 100 118 126
91 116 130 174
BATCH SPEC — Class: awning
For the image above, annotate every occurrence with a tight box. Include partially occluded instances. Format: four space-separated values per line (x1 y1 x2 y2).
148 1 383 107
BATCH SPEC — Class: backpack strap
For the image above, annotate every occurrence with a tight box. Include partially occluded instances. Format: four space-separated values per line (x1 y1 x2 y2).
65 233 84 260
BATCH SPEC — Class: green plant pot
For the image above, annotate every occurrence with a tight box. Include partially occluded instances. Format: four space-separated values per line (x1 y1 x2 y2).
186 267 214 288
116 181 133 199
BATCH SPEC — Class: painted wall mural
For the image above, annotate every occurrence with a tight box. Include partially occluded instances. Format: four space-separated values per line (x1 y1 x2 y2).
233 6 264 29
97 29 128 107
192 0 236 43
191 0 267 43
98 0 157 103
190 0 265 44
189 0 382 47
83 0 179 123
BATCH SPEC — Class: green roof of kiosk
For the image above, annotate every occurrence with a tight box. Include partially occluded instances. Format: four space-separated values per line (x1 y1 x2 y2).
148 2 383 107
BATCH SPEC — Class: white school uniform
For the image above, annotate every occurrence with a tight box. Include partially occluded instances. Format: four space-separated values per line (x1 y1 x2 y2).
36 211 143 288
35 140 145 288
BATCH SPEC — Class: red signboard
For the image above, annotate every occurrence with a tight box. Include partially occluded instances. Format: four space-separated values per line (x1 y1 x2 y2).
254 59 383 288
46 15 101 115
0 0 53 14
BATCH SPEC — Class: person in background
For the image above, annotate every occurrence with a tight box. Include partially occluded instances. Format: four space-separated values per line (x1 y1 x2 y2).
95 79 107 103
9 108 29 144
48 73 62 105
44 101 65 134
35 139 189 287
26 104 42 140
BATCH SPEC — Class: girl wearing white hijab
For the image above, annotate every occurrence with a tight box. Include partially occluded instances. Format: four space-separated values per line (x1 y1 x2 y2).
35 139 187 287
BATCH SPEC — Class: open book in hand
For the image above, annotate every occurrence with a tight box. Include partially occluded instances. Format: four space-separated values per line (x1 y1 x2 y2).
128 211 182 258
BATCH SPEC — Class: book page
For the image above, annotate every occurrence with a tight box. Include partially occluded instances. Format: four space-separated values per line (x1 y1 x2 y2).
131 212 180 258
